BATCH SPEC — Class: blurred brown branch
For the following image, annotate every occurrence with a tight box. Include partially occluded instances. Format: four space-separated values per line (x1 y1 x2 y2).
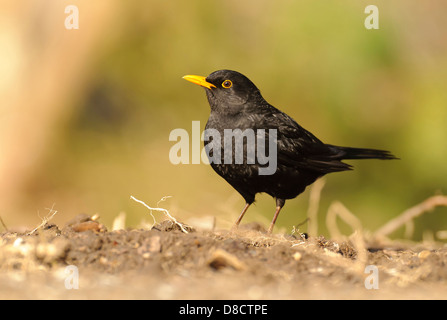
374 195 447 238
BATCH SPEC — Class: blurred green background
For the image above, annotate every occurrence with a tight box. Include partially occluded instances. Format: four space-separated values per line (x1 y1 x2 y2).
1 0 446 240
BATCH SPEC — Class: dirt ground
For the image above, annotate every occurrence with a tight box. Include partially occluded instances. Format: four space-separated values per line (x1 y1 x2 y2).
1 213 447 300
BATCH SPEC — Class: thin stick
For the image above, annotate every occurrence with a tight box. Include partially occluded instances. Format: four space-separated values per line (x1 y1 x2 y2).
27 204 58 235
307 178 326 237
130 195 190 233
326 201 363 240
326 201 367 273
374 195 447 238
0 216 8 231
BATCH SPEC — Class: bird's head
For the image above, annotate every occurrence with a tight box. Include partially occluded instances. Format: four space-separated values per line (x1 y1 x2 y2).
183 70 262 111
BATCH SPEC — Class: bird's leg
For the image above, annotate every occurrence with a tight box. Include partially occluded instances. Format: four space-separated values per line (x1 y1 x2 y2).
267 199 285 234
267 207 282 234
231 202 251 230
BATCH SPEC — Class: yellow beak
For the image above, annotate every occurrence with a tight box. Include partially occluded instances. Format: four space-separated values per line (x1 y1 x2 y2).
183 75 216 89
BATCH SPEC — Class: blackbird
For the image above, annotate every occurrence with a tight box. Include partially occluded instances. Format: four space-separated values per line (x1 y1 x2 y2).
183 70 396 233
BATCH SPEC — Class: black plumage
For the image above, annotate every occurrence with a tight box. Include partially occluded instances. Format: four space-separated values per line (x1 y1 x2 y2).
183 70 397 233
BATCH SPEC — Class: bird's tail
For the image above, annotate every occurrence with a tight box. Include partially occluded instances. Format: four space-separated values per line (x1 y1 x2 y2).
327 145 398 160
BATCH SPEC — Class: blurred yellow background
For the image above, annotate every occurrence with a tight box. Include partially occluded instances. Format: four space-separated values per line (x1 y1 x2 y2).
1 0 446 240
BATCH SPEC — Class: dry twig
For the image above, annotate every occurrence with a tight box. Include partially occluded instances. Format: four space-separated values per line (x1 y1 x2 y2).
0 216 7 231
307 178 326 236
326 201 367 273
374 195 447 238
130 195 190 233
27 205 58 235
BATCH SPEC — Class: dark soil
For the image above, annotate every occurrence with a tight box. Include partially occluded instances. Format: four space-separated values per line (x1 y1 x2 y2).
1 214 446 299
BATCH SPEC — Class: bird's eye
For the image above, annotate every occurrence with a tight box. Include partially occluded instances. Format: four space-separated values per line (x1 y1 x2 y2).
222 80 232 89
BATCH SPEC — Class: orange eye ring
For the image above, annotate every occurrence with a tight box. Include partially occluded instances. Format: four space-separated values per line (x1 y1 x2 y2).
222 80 232 88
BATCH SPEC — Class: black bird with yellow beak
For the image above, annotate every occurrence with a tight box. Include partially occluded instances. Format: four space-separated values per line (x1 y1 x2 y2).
184 70 396 233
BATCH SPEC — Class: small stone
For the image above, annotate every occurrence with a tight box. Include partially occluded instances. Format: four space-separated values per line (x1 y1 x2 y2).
418 250 431 260
71 221 106 233
208 249 246 271
293 252 302 261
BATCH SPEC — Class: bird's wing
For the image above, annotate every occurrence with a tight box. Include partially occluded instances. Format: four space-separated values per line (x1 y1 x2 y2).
258 111 352 173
